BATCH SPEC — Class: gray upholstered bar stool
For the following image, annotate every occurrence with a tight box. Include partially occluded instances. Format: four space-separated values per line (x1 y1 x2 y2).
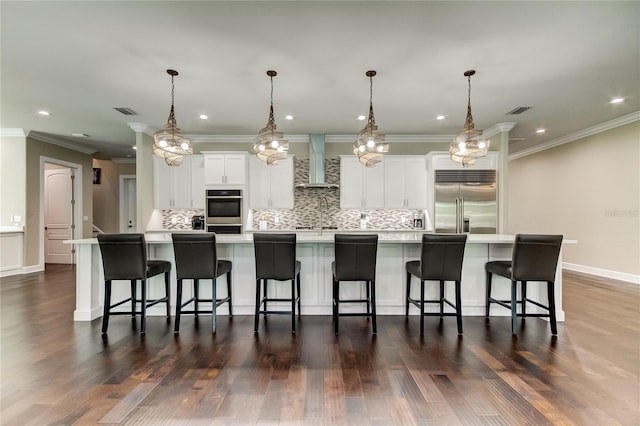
485 234 563 335
171 233 232 335
405 234 467 336
97 233 171 335
332 234 379 336
253 233 301 334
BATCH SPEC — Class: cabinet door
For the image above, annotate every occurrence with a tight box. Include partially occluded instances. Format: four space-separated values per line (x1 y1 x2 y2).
224 155 246 185
172 161 192 208
404 157 427 208
204 155 226 185
384 158 407 208
362 163 385 208
153 156 175 208
190 155 205 208
268 157 294 209
340 157 365 208
248 157 270 209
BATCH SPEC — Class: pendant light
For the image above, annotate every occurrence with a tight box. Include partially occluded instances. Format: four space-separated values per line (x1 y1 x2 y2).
353 70 388 167
254 70 289 165
153 69 192 166
449 70 489 166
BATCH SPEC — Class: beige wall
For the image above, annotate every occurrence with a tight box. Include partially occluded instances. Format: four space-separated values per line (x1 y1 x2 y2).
508 121 640 276
92 159 136 233
0 135 26 227
25 138 93 267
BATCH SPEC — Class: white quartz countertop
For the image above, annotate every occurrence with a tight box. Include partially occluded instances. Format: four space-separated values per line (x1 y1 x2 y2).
66 233 576 245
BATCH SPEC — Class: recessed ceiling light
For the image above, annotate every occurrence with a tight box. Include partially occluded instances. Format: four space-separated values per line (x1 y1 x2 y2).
285 115 294 120
357 115 366 121
610 97 625 104
38 110 50 116
199 114 208 120
436 115 445 120
536 129 546 134
132 146 137 150
71 133 90 138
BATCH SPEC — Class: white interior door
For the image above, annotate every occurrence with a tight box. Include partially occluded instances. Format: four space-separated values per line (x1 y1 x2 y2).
45 167 73 264
120 176 137 232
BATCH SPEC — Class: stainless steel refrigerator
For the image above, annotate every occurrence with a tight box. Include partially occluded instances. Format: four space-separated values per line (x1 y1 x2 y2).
434 169 497 234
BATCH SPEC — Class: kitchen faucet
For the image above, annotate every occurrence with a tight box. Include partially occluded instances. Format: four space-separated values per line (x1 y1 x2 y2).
318 196 329 235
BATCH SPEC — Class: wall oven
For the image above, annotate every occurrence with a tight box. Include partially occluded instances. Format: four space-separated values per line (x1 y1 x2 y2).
206 189 243 234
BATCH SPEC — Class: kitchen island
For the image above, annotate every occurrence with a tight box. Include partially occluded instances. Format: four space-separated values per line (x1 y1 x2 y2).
67 233 572 323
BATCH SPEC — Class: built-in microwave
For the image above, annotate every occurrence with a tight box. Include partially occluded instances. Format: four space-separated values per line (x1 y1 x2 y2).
206 189 243 232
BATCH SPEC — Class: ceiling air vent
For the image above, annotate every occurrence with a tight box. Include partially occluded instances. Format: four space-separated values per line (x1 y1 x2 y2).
113 107 138 115
506 106 532 115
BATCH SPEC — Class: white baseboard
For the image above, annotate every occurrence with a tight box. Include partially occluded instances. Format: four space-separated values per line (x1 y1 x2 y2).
0 264 44 277
22 264 45 274
563 262 640 285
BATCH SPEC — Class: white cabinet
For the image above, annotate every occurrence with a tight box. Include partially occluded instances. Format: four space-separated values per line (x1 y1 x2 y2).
384 156 427 209
340 156 385 209
153 155 205 209
249 156 294 209
203 153 247 186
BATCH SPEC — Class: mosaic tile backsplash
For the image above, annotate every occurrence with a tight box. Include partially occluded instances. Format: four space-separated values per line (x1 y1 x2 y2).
162 158 425 231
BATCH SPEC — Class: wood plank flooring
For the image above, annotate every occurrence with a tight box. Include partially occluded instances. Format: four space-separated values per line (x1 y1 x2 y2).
1 265 638 425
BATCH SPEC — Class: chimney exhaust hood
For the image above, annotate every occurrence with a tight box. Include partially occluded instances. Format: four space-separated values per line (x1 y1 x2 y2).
296 133 339 189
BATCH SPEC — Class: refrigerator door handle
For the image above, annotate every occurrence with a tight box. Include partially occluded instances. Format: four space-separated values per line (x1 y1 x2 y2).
460 197 465 233
455 198 460 233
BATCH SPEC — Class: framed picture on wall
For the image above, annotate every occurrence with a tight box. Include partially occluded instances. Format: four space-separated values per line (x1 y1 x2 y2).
93 168 101 184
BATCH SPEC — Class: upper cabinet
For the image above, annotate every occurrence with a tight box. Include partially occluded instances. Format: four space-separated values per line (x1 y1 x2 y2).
153 155 205 209
202 152 247 186
248 156 294 209
340 156 385 209
384 156 427 209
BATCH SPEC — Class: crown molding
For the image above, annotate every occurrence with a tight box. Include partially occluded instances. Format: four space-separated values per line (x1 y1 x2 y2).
127 123 148 133
188 134 311 144
0 128 27 137
325 134 454 144
509 111 640 161
28 132 97 154
482 122 517 139
111 157 136 164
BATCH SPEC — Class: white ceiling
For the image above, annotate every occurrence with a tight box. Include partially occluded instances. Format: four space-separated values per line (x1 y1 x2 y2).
1 1 638 159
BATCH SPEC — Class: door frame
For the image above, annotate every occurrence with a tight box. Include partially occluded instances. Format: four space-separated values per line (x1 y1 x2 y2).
39 156 83 269
119 174 136 232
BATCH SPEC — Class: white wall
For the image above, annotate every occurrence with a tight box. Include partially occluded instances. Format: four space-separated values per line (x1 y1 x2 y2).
508 121 640 279
0 132 27 227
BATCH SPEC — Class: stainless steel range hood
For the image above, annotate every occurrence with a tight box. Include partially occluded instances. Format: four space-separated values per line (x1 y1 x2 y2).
296 133 339 189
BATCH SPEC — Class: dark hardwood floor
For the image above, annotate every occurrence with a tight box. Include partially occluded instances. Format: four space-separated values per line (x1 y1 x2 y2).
1 265 639 425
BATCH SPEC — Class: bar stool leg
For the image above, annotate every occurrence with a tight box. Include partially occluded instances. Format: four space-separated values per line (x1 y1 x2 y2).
521 281 527 318
455 280 463 334
297 274 301 319
510 280 517 335
254 279 261 334
141 279 147 336
405 272 411 319
102 280 112 334
335 280 340 336
366 280 371 319
439 280 445 317
291 279 296 334
212 278 217 334
370 280 377 335
420 280 425 336
227 272 233 318
263 279 268 317
548 281 557 335
164 272 171 319
130 280 136 317
194 279 200 317
485 271 493 319
175 278 183 334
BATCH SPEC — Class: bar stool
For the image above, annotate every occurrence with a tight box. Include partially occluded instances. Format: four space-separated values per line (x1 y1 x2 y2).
332 234 379 336
171 233 232 335
485 234 563 335
405 234 467 336
253 233 301 334
97 233 171 335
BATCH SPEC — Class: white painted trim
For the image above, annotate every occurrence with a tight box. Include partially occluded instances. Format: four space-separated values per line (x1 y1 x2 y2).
119 175 136 233
127 123 148 133
29 132 97 154
563 262 640 285
111 158 136 164
0 264 45 277
482 122 517 139
40 156 84 269
22 264 45 274
509 111 640 160
0 128 27 137
326 134 454 144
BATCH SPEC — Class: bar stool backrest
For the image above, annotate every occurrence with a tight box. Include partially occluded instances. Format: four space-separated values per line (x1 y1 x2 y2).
253 233 297 280
334 234 378 281
511 234 563 282
97 233 147 280
172 233 218 279
419 234 467 281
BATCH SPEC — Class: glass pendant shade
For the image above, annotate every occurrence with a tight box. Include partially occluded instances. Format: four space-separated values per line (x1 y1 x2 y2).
353 70 388 167
449 70 489 166
153 69 192 166
254 70 288 165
